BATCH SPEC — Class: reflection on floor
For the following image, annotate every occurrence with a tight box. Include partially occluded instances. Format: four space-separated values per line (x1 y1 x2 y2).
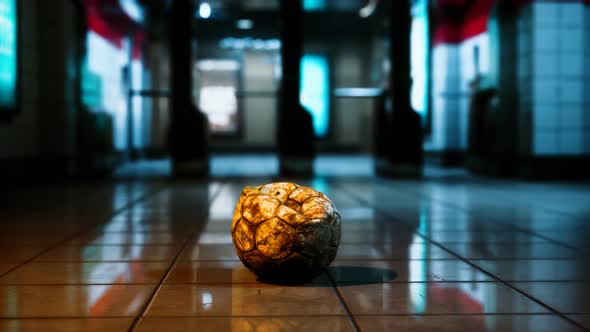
115 154 376 178
0 172 589 331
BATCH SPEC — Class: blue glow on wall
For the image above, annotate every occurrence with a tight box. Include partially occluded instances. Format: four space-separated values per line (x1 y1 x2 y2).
411 0 429 124
300 54 329 138
0 0 17 110
86 31 128 150
304 0 326 11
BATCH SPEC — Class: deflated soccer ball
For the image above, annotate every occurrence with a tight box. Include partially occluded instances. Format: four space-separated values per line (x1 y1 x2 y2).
231 182 341 282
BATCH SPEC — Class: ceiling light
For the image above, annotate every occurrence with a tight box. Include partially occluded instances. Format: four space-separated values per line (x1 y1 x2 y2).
359 0 378 18
199 2 211 19
119 0 144 22
196 59 240 71
236 19 254 30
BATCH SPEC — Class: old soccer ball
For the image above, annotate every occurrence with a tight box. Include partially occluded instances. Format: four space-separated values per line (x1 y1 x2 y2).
231 182 341 282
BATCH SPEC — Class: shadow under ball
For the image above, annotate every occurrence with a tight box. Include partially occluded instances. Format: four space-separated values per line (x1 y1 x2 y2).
231 182 341 282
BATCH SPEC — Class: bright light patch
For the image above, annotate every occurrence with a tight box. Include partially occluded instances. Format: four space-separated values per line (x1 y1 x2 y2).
202 292 213 309
411 0 429 121
300 55 330 138
199 86 237 132
333 88 382 98
0 0 17 110
131 59 143 148
359 0 378 18
236 19 254 30
85 31 128 149
197 59 240 71
409 205 429 314
304 0 326 11
219 38 281 51
119 0 144 23
199 2 211 19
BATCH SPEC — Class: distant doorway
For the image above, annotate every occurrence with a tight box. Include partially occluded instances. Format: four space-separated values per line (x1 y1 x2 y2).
195 58 242 136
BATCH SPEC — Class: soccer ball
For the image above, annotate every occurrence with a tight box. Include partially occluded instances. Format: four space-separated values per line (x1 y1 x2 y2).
231 182 341 282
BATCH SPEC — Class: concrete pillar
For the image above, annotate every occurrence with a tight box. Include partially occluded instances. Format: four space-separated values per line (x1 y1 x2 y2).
465 3 519 176
278 0 315 176
37 0 81 176
379 0 423 177
168 0 208 177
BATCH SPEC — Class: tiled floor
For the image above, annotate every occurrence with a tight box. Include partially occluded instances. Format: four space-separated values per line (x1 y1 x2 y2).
0 174 589 331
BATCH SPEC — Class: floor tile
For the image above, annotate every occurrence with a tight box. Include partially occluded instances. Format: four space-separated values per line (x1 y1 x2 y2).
338 282 549 315
34 245 180 262
68 232 190 245
567 315 590 329
96 223 181 233
427 231 547 243
178 244 240 261
471 259 590 281
0 248 46 264
335 243 454 260
0 235 69 247
329 259 492 283
534 231 586 243
134 317 355 332
535 230 590 251
164 261 255 284
340 230 419 244
147 284 345 316
342 220 412 233
512 282 590 313
355 314 585 332
442 243 582 259
192 232 233 245
0 318 133 332
0 264 17 276
164 261 329 284
0 262 169 285
200 222 234 233
412 221 515 232
508 219 586 231
0 285 154 317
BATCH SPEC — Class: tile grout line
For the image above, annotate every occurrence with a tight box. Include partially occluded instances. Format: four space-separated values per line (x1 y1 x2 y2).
127 182 226 332
0 185 166 280
461 177 589 220
335 184 590 332
326 272 362 332
333 180 586 252
366 180 587 253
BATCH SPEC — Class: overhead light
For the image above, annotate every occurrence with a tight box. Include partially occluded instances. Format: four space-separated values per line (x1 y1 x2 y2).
236 19 254 30
219 38 281 51
199 2 211 19
119 0 144 23
359 0 378 18
196 59 240 71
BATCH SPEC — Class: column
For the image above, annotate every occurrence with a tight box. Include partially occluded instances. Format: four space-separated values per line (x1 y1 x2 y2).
37 0 81 176
382 0 423 177
278 0 315 176
168 0 208 177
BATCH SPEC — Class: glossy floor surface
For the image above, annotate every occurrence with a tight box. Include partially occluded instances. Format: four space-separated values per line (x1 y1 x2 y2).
1 172 590 331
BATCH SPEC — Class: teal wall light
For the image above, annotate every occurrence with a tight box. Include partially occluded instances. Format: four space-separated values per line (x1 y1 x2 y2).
0 0 17 112
300 54 330 138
